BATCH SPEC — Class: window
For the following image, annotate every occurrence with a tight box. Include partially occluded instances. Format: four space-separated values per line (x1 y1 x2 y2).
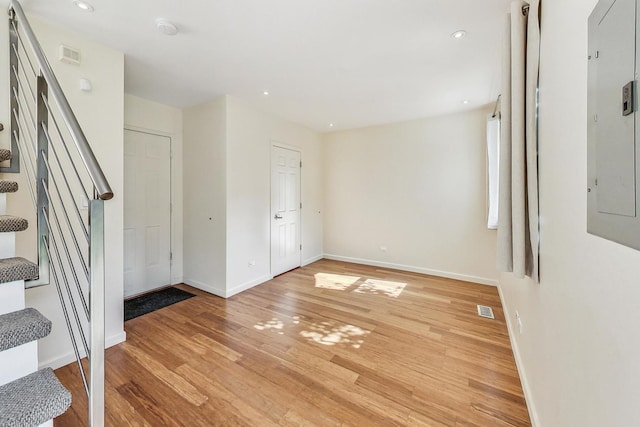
487 115 500 229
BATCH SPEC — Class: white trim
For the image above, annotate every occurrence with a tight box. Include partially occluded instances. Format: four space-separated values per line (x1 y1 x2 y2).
226 275 273 298
123 124 174 138
497 283 539 427
184 275 273 298
323 254 498 286
123 283 184 299
270 141 303 276
271 141 302 152
39 331 126 371
124 127 178 298
124 285 166 299
107 331 127 349
302 254 323 266
183 278 226 298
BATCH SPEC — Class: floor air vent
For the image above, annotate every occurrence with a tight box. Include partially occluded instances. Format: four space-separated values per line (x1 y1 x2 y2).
477 305 495 319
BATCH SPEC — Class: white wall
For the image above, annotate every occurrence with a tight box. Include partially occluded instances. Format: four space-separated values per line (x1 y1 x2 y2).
499 0 640 425
323 109 498 285
124 94 184 285
225 96 324 295
2 17 125 368
183 96 227 293
182 96 324 297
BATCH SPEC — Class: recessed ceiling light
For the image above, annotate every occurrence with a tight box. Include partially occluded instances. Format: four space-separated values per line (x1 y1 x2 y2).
329 123 334 127
463 100 469 104
263 91 269 96
156 19 179 36
73 1 94 12
451 30 467 39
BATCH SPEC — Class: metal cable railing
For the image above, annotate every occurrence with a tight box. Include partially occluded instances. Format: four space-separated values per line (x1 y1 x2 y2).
5 1 111 425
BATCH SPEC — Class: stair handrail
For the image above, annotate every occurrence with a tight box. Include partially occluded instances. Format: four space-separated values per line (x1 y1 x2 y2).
7 1 110 425
8 0 112 200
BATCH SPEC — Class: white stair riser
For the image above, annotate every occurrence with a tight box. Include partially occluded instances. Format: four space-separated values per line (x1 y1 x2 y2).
0 232 15 259
0 341 38 386
0 176 60 426
0 280 25 315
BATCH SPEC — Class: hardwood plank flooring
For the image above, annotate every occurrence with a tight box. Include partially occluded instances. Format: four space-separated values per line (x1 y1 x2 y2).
55 259 531 426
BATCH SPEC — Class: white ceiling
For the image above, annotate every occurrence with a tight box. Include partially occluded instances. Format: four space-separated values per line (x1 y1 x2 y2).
20 0 509 132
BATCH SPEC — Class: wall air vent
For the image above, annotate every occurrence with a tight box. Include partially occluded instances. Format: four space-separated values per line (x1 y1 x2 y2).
477 305 495 319
59 45 80 65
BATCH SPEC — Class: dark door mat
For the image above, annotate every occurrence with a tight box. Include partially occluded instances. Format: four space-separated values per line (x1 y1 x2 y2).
125 287 195 321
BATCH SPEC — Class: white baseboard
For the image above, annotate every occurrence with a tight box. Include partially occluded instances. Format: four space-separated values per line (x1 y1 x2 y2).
183 278 226 298
302 254 323 266
184 275 273 298
40 330 127 371
323 254 499 286
107 331 127 348
226 275 272 298
497 283 539 427
125 280 188 299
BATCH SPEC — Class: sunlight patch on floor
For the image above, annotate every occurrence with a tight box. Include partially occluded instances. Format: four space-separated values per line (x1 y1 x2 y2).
254 316 370 349
254 318 286 334
314 272 407 298
300 321 370 349
353 278 407 298
253 316 302 335
314 272 361 290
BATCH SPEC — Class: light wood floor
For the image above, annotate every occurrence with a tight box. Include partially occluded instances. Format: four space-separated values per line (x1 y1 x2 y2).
55 259 531 426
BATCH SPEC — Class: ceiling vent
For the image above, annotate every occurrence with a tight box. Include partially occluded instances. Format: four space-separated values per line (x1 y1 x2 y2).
477 305 495 319
59 45 80 65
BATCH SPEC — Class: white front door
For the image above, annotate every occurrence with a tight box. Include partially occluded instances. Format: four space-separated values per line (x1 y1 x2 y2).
271 145 301 276
124 129 171 297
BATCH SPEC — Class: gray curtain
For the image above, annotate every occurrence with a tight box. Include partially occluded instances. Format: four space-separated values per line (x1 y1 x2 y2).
497 0 540 282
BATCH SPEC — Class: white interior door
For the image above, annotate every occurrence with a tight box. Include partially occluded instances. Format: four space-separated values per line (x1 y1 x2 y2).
124 129 171 297
271 145 301 276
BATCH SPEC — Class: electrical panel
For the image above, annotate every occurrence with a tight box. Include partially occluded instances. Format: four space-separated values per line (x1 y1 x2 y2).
587 0 640 250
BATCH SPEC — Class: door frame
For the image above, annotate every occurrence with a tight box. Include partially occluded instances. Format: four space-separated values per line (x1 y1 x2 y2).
124 126 174 297
270 141 303 276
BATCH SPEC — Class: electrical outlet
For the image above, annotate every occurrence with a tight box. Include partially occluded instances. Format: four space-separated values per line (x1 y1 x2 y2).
248 260 256 267
379 246 388 252
515 311 523 334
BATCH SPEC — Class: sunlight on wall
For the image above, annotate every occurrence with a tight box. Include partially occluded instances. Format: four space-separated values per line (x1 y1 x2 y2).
314 272 361 290
300 321 369 349
353 279 406 298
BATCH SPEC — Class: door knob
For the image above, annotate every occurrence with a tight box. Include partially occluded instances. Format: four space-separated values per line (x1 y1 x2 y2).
274 213 283 219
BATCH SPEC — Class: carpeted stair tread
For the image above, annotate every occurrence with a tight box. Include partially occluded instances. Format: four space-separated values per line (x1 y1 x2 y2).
0 149 11 163
0 215 28 233
0 180 18 193
0 257 38 284
0 368 71 427
0 308 51 352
